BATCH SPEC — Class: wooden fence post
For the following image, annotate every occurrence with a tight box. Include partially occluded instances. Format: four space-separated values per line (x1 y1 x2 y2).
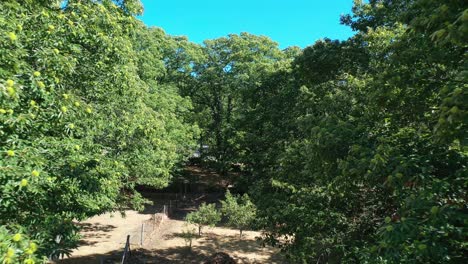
140 223 144 246
121 235 131 264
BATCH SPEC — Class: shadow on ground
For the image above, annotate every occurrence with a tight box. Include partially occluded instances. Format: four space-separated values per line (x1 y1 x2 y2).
58 165 287 263
75 222 116 246
146 230 287 264
56 248 252 264
58 233 287 264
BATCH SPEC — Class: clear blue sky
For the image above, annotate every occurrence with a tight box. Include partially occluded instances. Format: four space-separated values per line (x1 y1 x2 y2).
138 0 355 49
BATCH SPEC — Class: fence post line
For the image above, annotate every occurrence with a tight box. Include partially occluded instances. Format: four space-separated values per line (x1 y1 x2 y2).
140 223 144 246
169 200 172 216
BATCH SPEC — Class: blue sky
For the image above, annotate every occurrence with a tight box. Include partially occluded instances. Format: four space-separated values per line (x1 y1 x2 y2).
138 0 355 49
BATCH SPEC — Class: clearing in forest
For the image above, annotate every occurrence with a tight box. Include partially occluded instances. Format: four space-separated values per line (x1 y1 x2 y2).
58 166 286 263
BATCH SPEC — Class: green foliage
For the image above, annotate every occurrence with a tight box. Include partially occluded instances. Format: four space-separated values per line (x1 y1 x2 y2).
0 0 197 259
186 203 221 236
0 0 465 262
221 191 256 238
244 1 467 263
0 227 44 264
176 33 289 174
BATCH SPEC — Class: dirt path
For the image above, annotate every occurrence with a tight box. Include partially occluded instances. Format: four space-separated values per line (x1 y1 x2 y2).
138 218 286 264
58 166 287 263
58 208 285 264
58 209 155 264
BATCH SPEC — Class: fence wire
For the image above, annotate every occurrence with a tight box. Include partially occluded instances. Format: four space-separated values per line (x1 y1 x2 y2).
128 202 177 247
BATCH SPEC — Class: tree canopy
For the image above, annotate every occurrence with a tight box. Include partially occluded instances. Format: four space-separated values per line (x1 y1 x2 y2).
1 0 197 259
0 0 466 263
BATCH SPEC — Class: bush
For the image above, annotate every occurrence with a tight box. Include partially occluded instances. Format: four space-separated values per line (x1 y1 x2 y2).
186 203 221 236
221 191 256 238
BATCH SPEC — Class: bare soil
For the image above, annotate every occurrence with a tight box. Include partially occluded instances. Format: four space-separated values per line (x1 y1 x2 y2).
57 209 155 264
57 166 287 263
136 218 285 263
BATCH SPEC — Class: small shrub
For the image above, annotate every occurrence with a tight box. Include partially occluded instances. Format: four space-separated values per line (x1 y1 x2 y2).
221 191 256 238
186 203 221 236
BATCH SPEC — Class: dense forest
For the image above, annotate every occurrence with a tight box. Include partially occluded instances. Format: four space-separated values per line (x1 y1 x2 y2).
0 0 466 263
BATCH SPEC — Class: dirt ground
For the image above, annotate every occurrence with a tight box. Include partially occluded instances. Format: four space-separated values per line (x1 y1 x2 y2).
137 218 285 264
57 209 155 264
58 209 285 264
57 166 287 263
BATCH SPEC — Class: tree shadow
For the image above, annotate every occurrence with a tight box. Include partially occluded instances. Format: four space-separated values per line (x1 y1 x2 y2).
157 231 288 263
56 249 122 264
134 247 210 264
58 247 209 264
78 222 117 233
57 235 288 264
75 222 116 246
